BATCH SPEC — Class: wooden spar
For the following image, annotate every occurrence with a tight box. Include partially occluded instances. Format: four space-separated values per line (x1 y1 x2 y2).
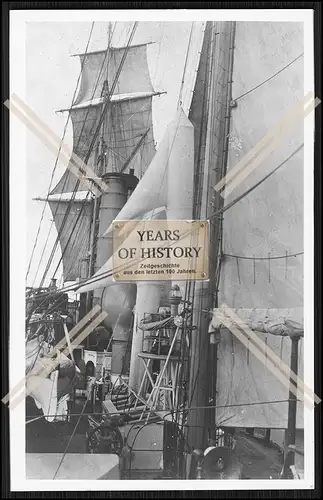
85 35 111 318
84 142 100 323
70 41 156 58
119 129 150 174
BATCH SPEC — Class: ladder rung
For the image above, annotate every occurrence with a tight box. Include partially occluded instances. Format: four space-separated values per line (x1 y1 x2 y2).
129 415 160 424
128 407 146 415
144 336 170 340
112 396 130 403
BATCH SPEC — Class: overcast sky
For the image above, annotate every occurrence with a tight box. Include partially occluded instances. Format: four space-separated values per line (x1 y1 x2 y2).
25 21 204 287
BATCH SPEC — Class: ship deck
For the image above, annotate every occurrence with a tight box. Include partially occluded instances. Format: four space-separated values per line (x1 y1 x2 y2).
26 396 286 480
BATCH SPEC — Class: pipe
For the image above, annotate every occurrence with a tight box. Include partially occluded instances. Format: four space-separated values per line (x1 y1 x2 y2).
129 282 162 393
283 334 301 475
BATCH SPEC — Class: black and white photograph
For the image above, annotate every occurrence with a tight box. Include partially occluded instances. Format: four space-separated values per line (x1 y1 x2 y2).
7 8 317 491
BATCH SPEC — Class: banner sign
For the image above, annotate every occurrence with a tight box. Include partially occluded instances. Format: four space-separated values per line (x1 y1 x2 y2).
112 220 209 281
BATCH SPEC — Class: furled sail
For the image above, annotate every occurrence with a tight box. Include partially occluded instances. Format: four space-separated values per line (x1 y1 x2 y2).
211 308 304 336
50 43 158 196
48 199 92 282
210 307 304 430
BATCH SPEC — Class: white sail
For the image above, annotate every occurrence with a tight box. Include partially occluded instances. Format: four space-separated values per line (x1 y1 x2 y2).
103 107 194 235
50 43 157 196
76 108 194 294
48 199 92 282
74 44 154 106
215 21 305 430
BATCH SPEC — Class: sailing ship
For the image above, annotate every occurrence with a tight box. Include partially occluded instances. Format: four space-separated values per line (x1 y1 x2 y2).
25 20 306 481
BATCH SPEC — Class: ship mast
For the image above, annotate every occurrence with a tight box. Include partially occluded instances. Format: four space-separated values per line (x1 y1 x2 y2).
85 23 113 317
187 21 235 451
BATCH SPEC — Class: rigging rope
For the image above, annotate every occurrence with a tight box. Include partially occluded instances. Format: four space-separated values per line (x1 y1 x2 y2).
209 143 304 220
30 24 144 311
26 398 298 423
51 200 91 280
30 37 305 315
86 22 139 167
33 20 113 287
52 391 91 479
28 22 96 284
182 22 206 111
49 22 137 284
31 144 303 297
152 22 164 89
46 88 184 298
177 21 194 109
33 22 179 296
33 38 304 289
38 23 118 287
223 251 304 260
76 92 182 282
49 22 138 283
234 52 304 102
30 135 305 302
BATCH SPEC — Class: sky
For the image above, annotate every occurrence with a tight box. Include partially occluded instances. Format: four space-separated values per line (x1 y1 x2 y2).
25 21 205 288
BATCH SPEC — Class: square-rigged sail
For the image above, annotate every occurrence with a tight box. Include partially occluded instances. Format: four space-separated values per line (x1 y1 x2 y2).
47 41 160 283
47 199 92 282
50 43 158 196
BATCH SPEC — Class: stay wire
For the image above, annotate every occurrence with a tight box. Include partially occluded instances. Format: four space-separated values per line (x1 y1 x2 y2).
26 398 298 424
223 251 304 261
70 94 187 289
28 46 210 303
38 21 118 286
39 23 119 286
33 26 198 300
177 21 194 109
35 21 112 287
152 22 164 88
234 53 304 102
51 202 90 280
35 32 304 287
29 157 300 305
38 36 114 286
52 391 91 479
209 144 304 220
30 104 305 307
49 21 135 283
